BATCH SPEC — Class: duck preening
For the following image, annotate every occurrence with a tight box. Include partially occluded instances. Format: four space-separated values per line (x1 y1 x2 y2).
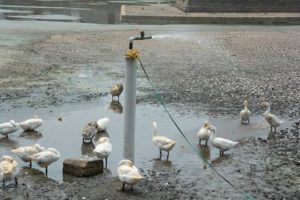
117 159 143 191
110 83 123 101
240 100 251 124
0 155 18 187
197 121 212 146
82 121 98 143
29 148 60 176
0 120 19 138
93 137 112 169
152 121 176 161
208 126 239 156
11 144 45 168
19 116 43 131
261 102 284 132
97 106 110 132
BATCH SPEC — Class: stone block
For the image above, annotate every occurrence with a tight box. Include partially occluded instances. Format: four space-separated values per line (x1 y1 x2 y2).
63 156 103 177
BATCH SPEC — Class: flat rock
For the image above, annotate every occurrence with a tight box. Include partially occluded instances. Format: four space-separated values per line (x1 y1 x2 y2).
63 156 103 177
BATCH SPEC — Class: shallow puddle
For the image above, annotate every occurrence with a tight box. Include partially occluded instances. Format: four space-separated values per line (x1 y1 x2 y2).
0 92 282 183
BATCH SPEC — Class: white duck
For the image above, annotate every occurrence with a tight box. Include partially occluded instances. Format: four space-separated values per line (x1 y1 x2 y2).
261 102 284 132
117 159 143 191
0 120 19 138
152 121 176 160
0 155 18 187
93 137 112 169
197 121 212 146
11 144 45 168
82 121 98 143
96 106 110 132
208 126 239 156
110 83 123 101
240 100 251 124
29 148 60 175
19 115 43 131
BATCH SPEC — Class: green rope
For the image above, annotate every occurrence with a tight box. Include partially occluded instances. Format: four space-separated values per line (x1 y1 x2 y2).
137 57 256 200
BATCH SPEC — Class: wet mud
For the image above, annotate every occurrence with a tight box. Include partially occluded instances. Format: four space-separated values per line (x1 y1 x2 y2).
0 22 299 199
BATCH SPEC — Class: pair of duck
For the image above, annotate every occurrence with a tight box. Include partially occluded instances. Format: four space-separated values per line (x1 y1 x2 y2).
10 144 60 176
197 122 238 156
0 116 43 138
82 106 110 143
81 107 112 169
240 100 284 132
1 145 59 187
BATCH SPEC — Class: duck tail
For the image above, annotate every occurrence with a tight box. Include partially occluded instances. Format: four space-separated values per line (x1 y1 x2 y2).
11 148 20 154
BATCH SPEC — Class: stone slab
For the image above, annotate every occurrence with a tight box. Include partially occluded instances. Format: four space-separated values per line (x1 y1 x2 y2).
63 156 103 177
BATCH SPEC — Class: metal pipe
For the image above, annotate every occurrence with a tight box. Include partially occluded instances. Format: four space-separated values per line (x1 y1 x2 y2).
123 58 137 162
123 31 152 162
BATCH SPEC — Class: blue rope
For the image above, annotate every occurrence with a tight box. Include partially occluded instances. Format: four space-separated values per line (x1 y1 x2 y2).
137 57 256 200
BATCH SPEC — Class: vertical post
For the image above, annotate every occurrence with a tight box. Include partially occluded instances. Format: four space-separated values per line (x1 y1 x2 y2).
123 56 137 162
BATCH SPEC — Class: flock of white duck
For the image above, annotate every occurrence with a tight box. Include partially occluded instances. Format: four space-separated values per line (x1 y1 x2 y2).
0 81 284 191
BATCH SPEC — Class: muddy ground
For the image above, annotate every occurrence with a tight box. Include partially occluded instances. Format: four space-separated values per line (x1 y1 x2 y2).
0 22 299 199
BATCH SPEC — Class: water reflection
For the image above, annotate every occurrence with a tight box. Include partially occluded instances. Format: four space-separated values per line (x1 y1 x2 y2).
198 144 210 169
20 130 43 140
152 159 173 170
211 155 232 167
0 137 19 148
18 166 45 176
81 142 95 156
109 100 123 114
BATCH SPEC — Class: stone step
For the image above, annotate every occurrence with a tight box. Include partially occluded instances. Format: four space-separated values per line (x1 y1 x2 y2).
63 156 103 177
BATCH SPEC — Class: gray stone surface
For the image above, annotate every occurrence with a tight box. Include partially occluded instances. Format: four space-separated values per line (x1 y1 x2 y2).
63 156 103 177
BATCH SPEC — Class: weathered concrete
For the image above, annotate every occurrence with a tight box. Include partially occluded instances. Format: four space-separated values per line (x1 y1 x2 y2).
63 157 103 177
121 4 300 24
176 0 300 13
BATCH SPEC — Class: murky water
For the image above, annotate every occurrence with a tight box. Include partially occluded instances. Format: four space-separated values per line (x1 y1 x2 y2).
0 90 279 183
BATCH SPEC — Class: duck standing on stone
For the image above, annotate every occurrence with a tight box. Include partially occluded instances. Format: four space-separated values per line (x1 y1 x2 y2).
19 115 43 131
11 144 45 168
0 120 19 138
197 121 212 146
240 100 251 124
117 159 143 191
0 155 18 187
261 102 284 132
82 121 98 143
110 83 123 101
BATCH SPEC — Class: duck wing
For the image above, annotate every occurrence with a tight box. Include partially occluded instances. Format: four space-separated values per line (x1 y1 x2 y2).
266 114 283 126
212 137 238 150
31 151 57 163
94 143 112 158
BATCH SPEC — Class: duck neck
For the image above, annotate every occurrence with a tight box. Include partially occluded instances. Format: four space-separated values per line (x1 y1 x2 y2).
264 104 270 116
153 128 158 137
208 131 215 141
